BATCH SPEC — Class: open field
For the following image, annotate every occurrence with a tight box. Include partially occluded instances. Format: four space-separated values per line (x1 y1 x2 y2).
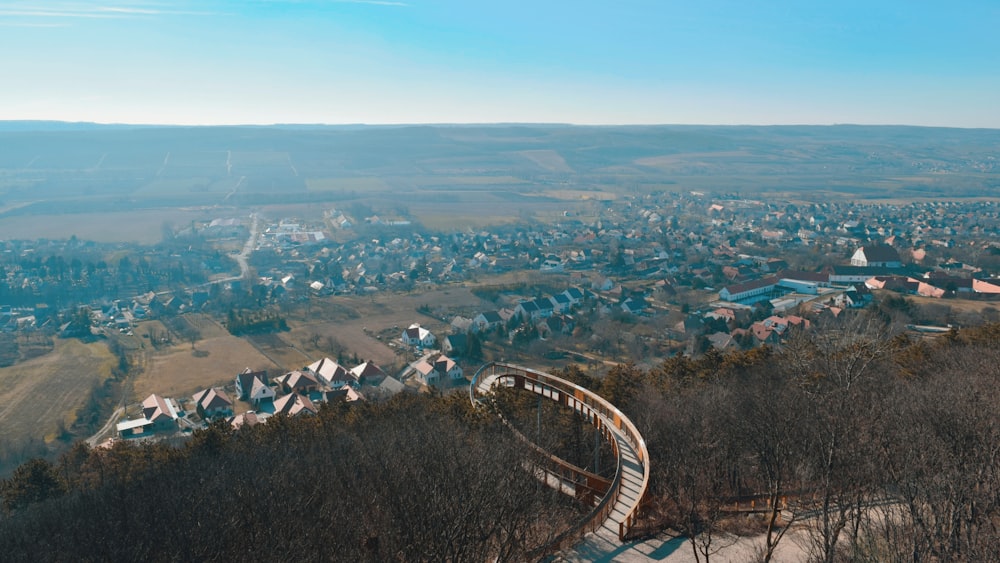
0 124 995 243
0 338 115 444
131 315 280 401
283 285 489 369
0 208 220 243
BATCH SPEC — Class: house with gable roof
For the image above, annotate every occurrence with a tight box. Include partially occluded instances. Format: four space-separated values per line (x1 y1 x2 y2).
851 244 902 268
401 323 436 348
306 357 357 388
273 393 317 417
472 311 504 332
235 368 274 405
442 333 467 356
562 287 585 306
192 387 234 419
351 361 387 385
514 300 541 320
141 393 180 431
275 370 321 395
409 351 464 385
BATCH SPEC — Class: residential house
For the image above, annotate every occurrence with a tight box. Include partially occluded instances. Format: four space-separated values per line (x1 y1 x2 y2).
473 311 504 332
275 370 321 395
273 393 317 417
562 287 585 306
532 297 555 318
322 385 365 404
351 361 387 385
410 352 463 385
540 315 574 339
442 333 468 356
550 293 572 313
401 323 436 348
306 357 357 388
515 300 541 320
192 388 234 419
621 296 649 315
235 368 272 400
141 393 179 431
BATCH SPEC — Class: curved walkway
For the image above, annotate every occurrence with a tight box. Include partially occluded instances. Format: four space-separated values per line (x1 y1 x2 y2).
470 362 650 556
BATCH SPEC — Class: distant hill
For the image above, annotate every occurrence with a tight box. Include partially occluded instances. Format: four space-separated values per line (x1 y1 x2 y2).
0 123 997 219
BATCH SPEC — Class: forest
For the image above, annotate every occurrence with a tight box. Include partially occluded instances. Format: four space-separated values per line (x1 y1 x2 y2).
2 310 1000 561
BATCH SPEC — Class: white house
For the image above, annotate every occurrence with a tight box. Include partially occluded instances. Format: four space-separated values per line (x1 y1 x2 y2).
401 323 436 348
306 357 357 388
410 351 463 385
473 311 504 332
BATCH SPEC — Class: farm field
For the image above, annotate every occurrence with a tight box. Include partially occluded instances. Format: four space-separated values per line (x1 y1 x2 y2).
0 208 220 243
131 315 279 402
0 338 115 444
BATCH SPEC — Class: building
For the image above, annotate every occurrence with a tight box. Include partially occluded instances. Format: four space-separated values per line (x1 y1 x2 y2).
306 357 357 388
141 393 180 431
192 388 233 419
275 370 321 395
719 276 779 302
273 393 317 417
401 323 436 348
850 244 902 268
235 368 271 400
410 351 463 385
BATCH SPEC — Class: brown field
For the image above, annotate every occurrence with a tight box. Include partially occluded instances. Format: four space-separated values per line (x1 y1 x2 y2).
0 209 220 243
245 333 313 371
131 315 280 402
902 294 1000 317
0 338 115 444
284 285 489 370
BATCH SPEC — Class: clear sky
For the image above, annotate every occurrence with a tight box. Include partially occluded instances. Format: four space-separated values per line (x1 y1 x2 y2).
1 0 997 127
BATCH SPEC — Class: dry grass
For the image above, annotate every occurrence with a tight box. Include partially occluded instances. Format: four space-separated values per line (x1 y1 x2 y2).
283 285 488 370
132 316 280 402
0 209 219 243
0 338 115 444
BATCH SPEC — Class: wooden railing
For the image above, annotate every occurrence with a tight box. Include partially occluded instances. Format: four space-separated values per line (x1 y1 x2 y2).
470 362 650 547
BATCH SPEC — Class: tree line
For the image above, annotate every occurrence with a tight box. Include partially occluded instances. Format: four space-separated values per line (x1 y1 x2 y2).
474 310 1000 562
0 394 582 562
607 313 1000 562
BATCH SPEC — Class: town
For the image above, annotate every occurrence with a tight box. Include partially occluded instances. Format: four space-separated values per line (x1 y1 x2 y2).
3 189 1000 450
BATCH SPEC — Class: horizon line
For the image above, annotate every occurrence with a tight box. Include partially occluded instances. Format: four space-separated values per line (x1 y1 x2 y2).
0 119 997 131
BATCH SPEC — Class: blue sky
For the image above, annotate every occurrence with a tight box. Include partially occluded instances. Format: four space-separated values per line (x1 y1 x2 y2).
1 0 997 127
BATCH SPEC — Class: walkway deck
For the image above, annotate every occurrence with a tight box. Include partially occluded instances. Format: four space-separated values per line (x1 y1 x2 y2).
471 362 650 558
